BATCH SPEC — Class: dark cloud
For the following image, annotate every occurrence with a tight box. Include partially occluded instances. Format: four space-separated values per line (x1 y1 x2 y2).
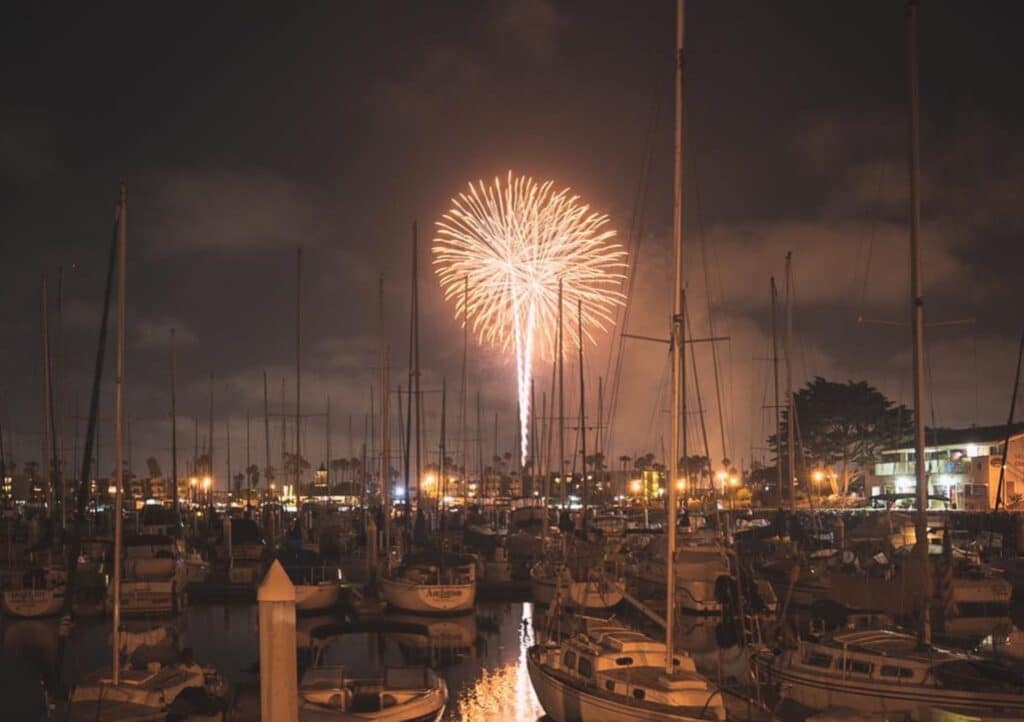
1 1 1022 484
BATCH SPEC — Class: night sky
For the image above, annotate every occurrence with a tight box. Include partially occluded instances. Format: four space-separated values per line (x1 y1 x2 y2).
2 1 1022 486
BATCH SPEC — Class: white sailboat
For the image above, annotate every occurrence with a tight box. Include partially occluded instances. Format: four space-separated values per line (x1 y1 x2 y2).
0 565 67 618
377 553 476 615
67 185 228 721
529 3 728 719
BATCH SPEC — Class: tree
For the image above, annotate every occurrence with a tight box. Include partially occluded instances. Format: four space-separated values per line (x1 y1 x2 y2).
282 452 311 481
770 377 912 495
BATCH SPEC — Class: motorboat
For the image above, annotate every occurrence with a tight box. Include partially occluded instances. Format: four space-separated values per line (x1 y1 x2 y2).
300 622 448 721
753 616 1024 721
0 565 67 618
528 618 726 722
108 534 188 616
378 553 475 615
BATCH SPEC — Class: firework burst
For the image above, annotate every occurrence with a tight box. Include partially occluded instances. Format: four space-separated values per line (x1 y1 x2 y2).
433 172 627 465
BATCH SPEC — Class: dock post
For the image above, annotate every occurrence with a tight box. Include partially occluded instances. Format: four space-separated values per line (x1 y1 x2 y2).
258 560 298 722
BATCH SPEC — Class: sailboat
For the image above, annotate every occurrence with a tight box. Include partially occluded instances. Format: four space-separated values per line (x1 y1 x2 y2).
67 185 228 721
529 2 726 719
755 4 1024 720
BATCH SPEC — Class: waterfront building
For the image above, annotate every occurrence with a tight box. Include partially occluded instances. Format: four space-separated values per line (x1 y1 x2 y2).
867 423 1024 510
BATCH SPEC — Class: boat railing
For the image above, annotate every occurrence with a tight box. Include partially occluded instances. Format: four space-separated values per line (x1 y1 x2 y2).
287 565 342 586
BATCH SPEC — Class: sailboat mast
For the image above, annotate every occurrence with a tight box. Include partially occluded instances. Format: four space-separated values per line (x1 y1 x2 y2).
170 328 178 508
558 279 565 509
296 247 302 490
666 0 685 675
459 277 469 501
784 253 795 512
906 0 931 645
208 373 214 480
42 276 58 524
378 274 391 555
112 183 127 687
770 278 782 503
578 299 587 532
412 224 422 511
263 370 271 491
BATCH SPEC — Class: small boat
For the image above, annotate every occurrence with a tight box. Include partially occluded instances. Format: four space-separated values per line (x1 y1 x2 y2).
0 565 67 618
378 553 476 616
527 618 726 722
753 616 1024 721
300 622 448 721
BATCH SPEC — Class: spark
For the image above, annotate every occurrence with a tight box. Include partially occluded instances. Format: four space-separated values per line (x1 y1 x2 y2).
433 172 627 466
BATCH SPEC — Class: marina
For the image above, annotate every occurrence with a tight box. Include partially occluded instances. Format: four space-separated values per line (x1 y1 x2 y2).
3 1 1024 721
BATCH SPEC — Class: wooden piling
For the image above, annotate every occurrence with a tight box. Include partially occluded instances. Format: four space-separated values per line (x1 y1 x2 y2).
258 560 298 722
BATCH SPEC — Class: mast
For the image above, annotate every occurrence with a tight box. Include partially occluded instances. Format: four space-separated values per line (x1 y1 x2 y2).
42 276 59 525
577 299 587 532
170 328 178 509
906 0 931 645
412 224 422 511
440 378 447 519
246 410 252 496
475 391 483 492
296 247 302 490
770 278 783 504
784 253 795 512
460 277 469 498
263 370 271 491
993 327 1024 511
57 266 66 530
112 182 127 686
378 274 391 555
325 397 331 490
558 279 565 509
208 372 214 482
666 0 685 674
530 379 537 495
227 417 233 494
280 378 286 476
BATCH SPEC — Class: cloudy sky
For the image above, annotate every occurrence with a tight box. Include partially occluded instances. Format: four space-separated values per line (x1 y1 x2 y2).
2 1 1022 486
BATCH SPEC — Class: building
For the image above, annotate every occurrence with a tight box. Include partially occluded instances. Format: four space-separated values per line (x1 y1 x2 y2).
867 423 1024 510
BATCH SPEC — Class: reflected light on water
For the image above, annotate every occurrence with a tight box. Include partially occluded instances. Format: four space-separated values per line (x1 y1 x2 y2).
450 603 544 722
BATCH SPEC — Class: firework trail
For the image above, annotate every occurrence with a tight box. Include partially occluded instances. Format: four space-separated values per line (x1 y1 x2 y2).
433 172 627 466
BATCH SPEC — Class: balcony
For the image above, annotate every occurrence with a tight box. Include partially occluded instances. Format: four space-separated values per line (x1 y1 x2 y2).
874 459 970 476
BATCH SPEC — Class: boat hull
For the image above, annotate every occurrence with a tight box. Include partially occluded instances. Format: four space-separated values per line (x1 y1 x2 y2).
295 583 341 613
1 588 66 618
754 651 1024 722
378 577 475 615
527 649 719 722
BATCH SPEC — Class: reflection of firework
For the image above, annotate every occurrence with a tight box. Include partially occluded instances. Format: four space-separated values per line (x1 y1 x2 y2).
433 172 627 465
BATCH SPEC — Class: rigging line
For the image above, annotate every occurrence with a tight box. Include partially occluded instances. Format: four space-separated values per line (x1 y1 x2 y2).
691 147 729 464
644 353 671 454
603 51 667 458
857 161 888 316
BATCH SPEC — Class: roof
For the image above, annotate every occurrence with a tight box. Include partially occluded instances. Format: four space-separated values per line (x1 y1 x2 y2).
884 422 1024 453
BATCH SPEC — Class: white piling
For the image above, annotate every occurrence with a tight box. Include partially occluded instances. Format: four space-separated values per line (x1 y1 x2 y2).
258 560 298 722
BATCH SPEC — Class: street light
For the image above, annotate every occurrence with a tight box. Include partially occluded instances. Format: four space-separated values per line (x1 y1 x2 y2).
812 469 825 505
